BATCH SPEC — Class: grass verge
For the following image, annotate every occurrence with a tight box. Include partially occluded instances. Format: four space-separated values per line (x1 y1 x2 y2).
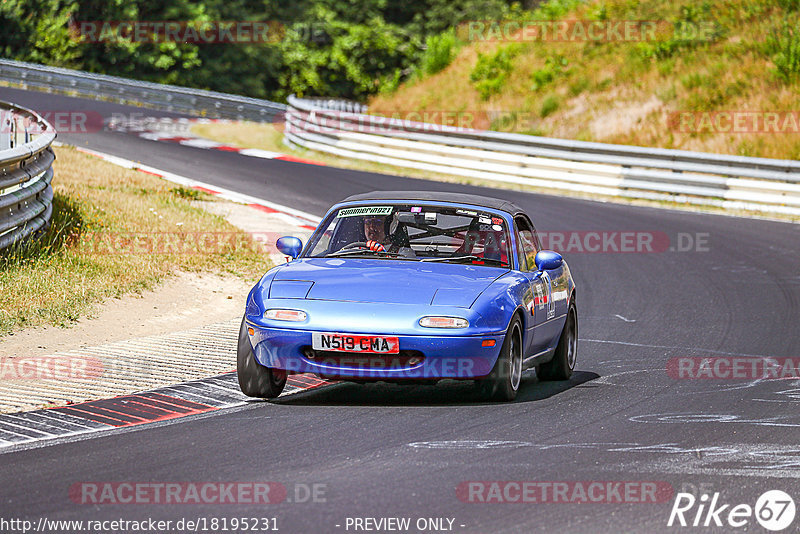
0 146 270 335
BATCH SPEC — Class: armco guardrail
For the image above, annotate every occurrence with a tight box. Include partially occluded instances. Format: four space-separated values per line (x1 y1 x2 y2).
0 101 56 251
0 59 285 122
285 95 800 216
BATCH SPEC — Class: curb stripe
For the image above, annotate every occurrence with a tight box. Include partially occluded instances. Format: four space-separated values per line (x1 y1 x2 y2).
72 146 322 226
247 203 278 214
0 372 336 451
275 155 326 166
109 117 327 166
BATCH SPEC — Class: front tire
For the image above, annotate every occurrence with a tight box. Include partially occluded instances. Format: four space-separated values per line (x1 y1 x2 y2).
476 315 523 402
237 317 287 398
540 303 577 381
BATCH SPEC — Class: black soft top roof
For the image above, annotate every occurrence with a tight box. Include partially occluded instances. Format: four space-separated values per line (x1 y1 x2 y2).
340 191 525 216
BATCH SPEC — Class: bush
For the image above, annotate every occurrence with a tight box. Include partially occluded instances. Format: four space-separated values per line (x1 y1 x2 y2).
540 95 560 117
275 7 420 99
636 4 723 60
419 29 459 76
766 19 800 82
531 54 570 91
470 44 522 100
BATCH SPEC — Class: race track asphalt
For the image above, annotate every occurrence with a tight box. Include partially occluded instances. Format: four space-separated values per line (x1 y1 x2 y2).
2 86 799 533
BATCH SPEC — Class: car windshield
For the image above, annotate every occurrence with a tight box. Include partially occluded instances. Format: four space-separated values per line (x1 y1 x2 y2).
304 204 511 268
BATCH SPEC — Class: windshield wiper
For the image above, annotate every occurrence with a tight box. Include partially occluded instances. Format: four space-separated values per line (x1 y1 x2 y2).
420 255 506 266
325 248 402 258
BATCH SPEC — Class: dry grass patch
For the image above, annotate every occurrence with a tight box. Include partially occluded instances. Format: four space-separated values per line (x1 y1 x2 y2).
368 0 800 159
191 121 286 153
0 146 270 335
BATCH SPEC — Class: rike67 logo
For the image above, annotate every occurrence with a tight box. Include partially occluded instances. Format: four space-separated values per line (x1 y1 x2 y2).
668 490 796 531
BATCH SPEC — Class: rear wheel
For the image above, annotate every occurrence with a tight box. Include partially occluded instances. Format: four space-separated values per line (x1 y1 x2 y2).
237 317 287 398
540 303 577 381
476 316 523 402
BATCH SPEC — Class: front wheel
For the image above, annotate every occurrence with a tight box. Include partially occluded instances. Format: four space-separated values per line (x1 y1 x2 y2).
540 303 577 381
476 316 523 402
237 317 287 398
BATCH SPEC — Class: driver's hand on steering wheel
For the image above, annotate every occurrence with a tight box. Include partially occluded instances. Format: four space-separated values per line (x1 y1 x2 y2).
366 240 386 252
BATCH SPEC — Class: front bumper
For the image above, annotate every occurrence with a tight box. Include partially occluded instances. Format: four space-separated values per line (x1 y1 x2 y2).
247 324 504 380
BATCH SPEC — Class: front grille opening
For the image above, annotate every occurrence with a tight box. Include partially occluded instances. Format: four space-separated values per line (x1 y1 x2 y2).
300 347 424 369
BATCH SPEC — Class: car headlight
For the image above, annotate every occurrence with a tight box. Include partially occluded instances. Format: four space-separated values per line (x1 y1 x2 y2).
264 309 307 321
419 316 469 328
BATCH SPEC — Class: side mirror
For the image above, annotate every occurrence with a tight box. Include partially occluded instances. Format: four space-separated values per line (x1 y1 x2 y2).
534 250 563 271
276 236 303 259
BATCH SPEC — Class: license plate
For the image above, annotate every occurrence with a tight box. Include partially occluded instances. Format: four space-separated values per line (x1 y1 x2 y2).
312 333 399 354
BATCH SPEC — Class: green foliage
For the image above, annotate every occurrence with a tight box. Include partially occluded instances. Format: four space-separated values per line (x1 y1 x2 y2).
539 94 560 117
636 4 724 60
0 0 527 101
777 0 800 10
596 77 612 90
402 0 518 36
274 6 418 99
419 29 459 76
588 3 609 21
530 54 569 91
568 76 590 96
170 186 206 200
765 19 800 82
0 0 82 66
538 0 585 19
0 193 84 270
680 72 710 90
470 44 522 100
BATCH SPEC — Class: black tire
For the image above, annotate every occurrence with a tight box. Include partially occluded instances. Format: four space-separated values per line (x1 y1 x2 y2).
540 303 577 381
237 317 287 398
476 315 523 402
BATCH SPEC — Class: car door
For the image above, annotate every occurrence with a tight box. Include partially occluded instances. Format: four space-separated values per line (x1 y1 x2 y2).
515 216 554 357
530 219 570 334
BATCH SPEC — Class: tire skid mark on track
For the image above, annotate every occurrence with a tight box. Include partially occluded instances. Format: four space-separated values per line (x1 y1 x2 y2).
0 372 335 451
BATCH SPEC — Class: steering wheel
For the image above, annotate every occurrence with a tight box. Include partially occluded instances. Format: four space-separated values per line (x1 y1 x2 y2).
340 241 368 250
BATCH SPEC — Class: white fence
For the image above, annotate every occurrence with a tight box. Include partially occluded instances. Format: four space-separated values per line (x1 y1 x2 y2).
285 96 800 216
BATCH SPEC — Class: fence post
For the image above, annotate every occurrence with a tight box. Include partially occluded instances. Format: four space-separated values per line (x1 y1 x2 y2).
0 111 10 150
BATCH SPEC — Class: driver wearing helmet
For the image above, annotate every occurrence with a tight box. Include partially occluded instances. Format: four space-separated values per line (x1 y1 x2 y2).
363 215 393 252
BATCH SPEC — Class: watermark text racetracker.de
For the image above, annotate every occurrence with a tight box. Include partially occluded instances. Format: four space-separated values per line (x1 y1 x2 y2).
72 231 280 255
457 481 674 503
537 231 708 254
73 21 283 44
69 231 711 255
0 516 280 533
667 357 800 380
459 19 716 43
669 111 800 134
7 111 221 135
69 481 326 505
0 355 103 381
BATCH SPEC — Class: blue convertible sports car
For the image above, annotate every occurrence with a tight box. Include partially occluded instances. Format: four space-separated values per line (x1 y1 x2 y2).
238 191 577 401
